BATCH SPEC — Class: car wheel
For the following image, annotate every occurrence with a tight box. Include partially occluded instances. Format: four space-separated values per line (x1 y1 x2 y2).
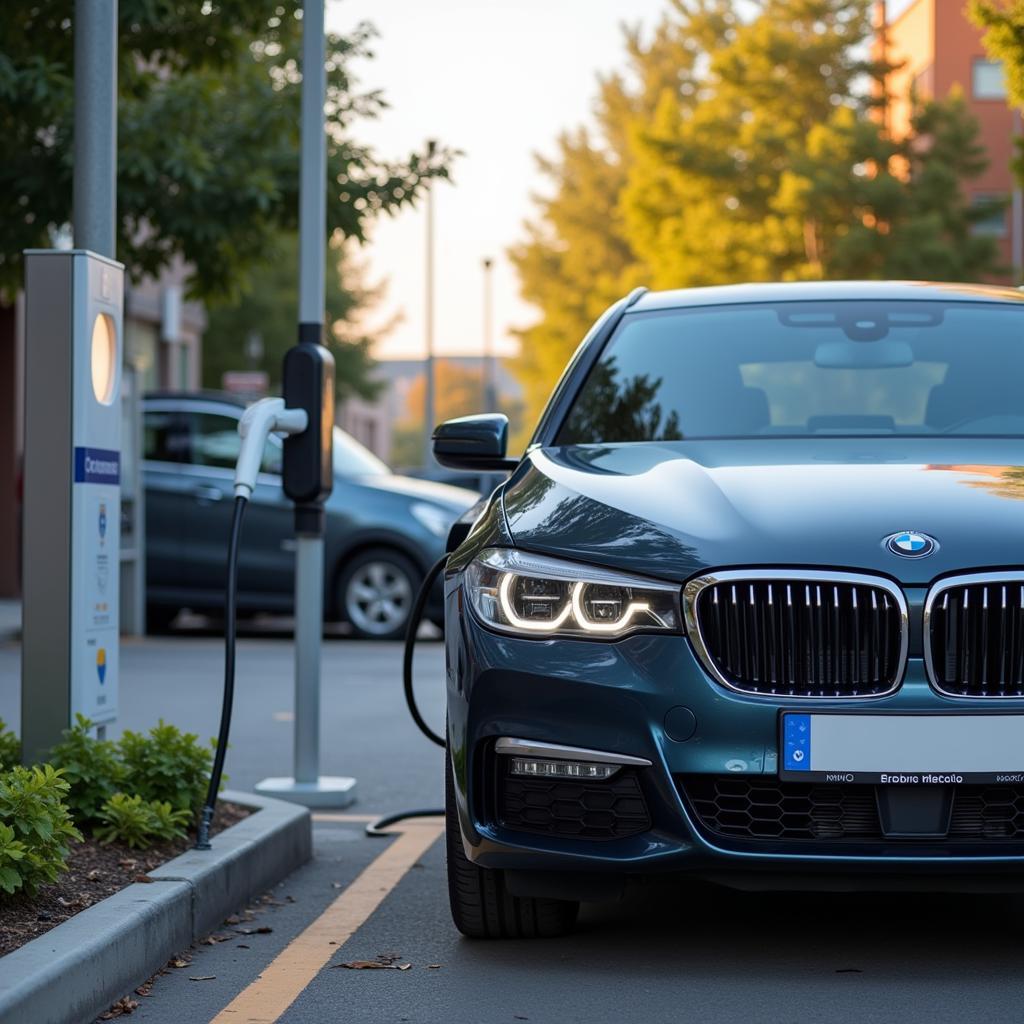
337 548 418 640
446 748 579 939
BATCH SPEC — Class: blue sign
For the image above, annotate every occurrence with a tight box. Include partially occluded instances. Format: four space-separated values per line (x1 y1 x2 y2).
783 714 811 772
74 447 120 485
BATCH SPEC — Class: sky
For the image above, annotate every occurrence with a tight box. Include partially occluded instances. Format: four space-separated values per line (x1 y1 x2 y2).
326 0 668 360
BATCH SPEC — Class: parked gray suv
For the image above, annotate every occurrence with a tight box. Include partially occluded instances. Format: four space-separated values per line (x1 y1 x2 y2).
142 392 478 638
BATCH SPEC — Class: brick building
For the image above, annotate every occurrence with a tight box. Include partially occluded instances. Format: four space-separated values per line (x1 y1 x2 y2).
873 0 1023 278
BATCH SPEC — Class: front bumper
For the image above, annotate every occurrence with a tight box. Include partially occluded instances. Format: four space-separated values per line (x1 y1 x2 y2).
445 587 1024 882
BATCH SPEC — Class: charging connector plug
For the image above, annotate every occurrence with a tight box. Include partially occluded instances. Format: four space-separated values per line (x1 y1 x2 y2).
234 398 308 501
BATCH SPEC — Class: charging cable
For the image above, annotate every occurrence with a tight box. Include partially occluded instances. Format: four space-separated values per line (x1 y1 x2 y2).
196 398 309 850
364 554 449 836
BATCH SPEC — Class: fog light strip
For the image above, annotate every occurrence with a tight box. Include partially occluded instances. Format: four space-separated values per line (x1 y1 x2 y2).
509 757 620 780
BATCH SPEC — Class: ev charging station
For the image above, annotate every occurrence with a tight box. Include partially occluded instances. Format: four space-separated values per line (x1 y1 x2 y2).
21 250 124 762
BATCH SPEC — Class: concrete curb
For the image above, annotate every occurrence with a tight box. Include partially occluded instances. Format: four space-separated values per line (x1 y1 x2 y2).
0 789 311 1024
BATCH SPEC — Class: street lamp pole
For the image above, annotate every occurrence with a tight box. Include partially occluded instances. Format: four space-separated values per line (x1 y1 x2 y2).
422 140 437 468
73 0 117 258
482 257 496 411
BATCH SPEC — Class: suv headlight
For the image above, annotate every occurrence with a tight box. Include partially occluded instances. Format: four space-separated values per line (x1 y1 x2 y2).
466 547 681 639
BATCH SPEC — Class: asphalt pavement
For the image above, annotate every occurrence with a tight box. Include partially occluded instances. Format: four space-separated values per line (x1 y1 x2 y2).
3 632 1024 1023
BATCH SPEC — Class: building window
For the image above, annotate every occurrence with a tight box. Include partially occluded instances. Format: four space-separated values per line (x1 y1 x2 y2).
971 193 1009 238
973 59 1007 100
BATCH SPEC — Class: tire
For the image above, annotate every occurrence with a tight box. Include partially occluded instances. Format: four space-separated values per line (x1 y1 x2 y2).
336 547 419 641
446 749 579 939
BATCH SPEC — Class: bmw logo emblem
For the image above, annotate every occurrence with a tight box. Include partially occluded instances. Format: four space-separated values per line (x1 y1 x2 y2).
884 531 937 558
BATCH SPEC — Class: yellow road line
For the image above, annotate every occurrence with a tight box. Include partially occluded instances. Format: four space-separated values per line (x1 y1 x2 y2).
210 819 443 1024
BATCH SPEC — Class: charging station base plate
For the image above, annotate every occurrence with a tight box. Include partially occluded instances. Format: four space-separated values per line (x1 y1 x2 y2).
254 775 358 809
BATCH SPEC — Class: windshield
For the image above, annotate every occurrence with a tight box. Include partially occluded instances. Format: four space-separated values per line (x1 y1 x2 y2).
557 300 1024 442
333 427 389 476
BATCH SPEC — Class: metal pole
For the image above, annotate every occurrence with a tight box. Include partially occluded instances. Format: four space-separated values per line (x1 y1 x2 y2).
73 0 117 257
422 141 437 468
296 0 326 787
293 531 323 783
482 257 496 411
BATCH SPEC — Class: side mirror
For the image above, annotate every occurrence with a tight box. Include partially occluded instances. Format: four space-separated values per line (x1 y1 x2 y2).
432 413 519 472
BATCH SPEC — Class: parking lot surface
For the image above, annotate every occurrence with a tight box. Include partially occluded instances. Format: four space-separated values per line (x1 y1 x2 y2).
3 635 1024 1023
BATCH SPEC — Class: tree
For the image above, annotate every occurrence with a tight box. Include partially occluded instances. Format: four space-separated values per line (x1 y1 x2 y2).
0 2 453 302
203 232 384 402
511 0 1001 429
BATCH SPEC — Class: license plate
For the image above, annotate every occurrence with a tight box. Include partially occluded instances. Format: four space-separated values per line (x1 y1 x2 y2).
780 713 1024 784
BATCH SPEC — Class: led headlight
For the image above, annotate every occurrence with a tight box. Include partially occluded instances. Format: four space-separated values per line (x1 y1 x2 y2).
466 547 681 639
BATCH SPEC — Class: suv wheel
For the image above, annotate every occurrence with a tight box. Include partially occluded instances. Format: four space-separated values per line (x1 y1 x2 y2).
446 750 579 938
337 548 418 640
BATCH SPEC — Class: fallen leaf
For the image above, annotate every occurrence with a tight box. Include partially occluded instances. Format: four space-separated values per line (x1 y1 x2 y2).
99 996 139 1018
235 925 273 935
169 958 191 969
118 859 137 869
200 933 234 946
87 869 101 881
427 964 442 970
189 976 217 982
224 914 241 925
236 944 250 949
334 960 412 971
134 874 154 884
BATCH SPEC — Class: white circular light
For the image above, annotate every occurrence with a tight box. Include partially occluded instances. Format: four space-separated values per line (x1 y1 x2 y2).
90 313 118 405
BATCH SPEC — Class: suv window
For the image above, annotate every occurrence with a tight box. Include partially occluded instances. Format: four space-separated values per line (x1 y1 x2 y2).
187 411 282 475
143 410 189 462
558 300 1024 442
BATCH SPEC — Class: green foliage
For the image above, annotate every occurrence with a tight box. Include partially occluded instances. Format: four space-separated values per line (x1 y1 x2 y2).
117 721 214 816
94 794 191 850
0 822 28 895
511 0 1002 427
0 765 81 895
0 719 20 769
48 714 126 824
0 3 454 302
203 232 384 404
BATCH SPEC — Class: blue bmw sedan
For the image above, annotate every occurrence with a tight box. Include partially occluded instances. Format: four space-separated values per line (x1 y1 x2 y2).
436 280 1024 937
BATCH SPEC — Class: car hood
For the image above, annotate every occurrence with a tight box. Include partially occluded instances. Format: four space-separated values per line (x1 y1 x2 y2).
502 439 1024 584
354 472 479 511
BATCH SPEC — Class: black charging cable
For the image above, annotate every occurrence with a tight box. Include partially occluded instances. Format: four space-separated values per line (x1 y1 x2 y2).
365 554 448 836
195 494 248 850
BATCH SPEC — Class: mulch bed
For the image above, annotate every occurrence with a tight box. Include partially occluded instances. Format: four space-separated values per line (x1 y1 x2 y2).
0 801 251 958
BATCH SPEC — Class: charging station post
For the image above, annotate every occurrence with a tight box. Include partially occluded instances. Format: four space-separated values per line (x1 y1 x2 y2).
21 251 124 763
254 0 356 807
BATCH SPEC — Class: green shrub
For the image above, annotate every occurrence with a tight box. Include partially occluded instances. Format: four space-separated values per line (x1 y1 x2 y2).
0 765 81 895
0 823 27 894
48 714 126 823
94 793 190 850
117 721 214 816
0 719 20 769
